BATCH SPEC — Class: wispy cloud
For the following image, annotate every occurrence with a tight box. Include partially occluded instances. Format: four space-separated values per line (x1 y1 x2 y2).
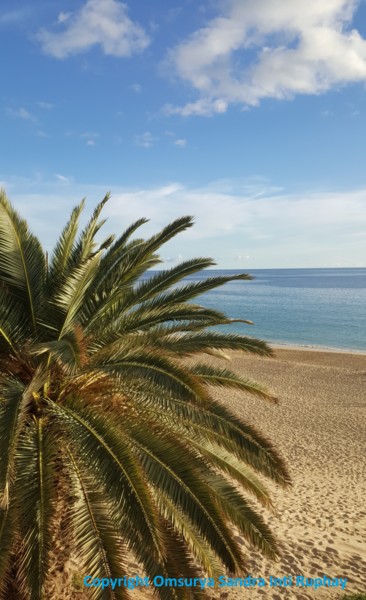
134 131 156 148
6 107 36 122
130 83 142 93
38 0 150 59
165 0 366 116
321 109 334 117
3 176 366 267
37 101 54 110
80 131 99 146
57 12 71 24
37 130 50 138
55 174 72 183
173 138 187 148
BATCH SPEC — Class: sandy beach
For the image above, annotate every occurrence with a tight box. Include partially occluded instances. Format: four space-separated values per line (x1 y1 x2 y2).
205 347 366 599
54 347 366 599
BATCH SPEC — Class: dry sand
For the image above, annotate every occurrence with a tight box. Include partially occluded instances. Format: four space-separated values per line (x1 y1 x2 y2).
53 348 366 599
206 347 366 600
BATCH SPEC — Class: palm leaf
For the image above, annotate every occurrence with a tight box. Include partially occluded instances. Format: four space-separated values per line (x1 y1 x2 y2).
125 422 244 573
0 506 16 587
0 286 32 353
154 332 272 358
0 191 46 330
71 193 110 265
125 258 216 304
91 348 209 402
189 363 276 400
66 446 131 600
121 385 289 485
52 252 101 337
47 199 85 288
0 194 290 598
15 418 58 599
48 399 165 561
154 490 223 579
0 368 47 508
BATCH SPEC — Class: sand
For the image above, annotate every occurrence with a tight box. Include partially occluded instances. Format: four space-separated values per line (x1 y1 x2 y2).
49 347 366 599
206 347 366 599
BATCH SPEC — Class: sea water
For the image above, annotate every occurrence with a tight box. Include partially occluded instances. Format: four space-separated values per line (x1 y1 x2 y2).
180 268 366 352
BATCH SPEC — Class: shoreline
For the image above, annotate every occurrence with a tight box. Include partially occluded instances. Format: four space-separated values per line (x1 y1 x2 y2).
271 341 366 356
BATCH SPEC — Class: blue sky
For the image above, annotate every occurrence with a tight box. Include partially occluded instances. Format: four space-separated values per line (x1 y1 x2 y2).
1 0 366 267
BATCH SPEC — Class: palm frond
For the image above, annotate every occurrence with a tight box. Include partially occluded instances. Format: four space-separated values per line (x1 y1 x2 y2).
187 441 273 510
189 363 276 400
203 472 279 559
87 217 149 293
154 490 223 579
66 446 131 600
52 252 101 337
123 272 252 312
89 304 235 338
47 399 165 562
47 199 85 288
91 348 209 402
0 506 16 586
0 286 32 353
0 194 289 598
72 193 110 265
125 258 216 304
0 191 46 330
15 418 59 599
154 332 272 358
0 368 47 508
83 216 195 326
31 325 87 374
125 422 244 573
121 385 289 485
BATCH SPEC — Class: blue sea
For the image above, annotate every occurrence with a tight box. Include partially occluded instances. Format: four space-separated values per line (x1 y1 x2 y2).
181 268 366 352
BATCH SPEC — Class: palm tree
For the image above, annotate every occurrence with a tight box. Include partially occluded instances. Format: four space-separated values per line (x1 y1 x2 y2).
0 190 290 599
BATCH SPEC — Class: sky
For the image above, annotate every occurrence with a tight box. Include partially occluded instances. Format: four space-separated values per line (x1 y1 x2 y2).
1 0 366 268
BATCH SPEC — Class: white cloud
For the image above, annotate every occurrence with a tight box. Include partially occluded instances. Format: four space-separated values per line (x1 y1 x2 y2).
173 138 187 148
235 254 251 261
166 0 366 115
55 174 71 182
37 101 54 109
130 83 142 92
102 182 366 267
38 0 150 59
6 107 36 122
80 131 99 139
134 131 156 148
37 130 50 138
57 12 71 24
86 139 96 146
3 177 366 267
321 109 334 117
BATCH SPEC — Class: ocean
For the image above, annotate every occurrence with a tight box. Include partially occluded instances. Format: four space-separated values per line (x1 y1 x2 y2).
180 268 366 352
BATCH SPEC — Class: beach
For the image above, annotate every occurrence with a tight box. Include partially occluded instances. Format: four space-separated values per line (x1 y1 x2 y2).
206 347 366 599
53 347 366 599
